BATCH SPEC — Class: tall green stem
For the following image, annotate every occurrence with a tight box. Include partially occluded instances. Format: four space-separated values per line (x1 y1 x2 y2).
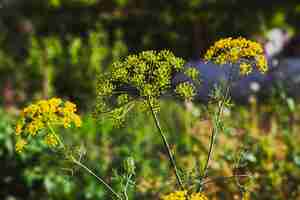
148 100 184 190
201 84 230 180
199 69 234 191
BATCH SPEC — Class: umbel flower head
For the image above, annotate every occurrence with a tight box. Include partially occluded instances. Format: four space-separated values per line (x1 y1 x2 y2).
95 50 198 124
204 37 268 75
15 98 82 153
161 190 209 200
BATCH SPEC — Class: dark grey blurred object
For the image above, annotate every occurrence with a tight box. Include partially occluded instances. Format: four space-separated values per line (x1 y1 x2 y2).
172 58 300 103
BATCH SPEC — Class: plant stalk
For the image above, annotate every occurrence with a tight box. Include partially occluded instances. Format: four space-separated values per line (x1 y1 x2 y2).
148 100 184 190
71 157 123 200
199 69 234 191
48 125 122 200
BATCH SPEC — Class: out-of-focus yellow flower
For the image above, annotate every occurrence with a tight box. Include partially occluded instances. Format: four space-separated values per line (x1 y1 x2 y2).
161 190 208 200
49 97 62 111
242 191 250 200
240 62 252 75
60 101 77 114
204 37 268 75
15 139 27 153
45 134 58 147
72 114 82 127
14 98 81 152
15 123 23 136
26 119 44 136
190 192 209 200
161 190 187 200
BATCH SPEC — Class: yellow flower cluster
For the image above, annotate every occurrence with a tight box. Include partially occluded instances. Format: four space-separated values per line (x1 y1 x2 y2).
204 37 268 75
15 98 82 152
161 190 208 200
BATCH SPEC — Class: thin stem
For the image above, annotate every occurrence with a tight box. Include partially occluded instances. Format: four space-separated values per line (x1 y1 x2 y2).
71 156 123 200
148 100 184 190
201 84 230 179
124 174 133 200
199 69 234 191
48 124 66 149
47 125 122 200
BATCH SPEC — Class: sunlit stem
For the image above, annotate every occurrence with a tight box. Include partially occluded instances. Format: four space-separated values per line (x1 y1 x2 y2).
201 84 230 178
71 156 123 200
199 68 233 191
148 99 184 190
123 174 133 200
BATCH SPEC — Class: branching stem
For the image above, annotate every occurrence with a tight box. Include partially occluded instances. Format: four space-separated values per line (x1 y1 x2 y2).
199 68 234 191
71 157 123 200
48 124 122 200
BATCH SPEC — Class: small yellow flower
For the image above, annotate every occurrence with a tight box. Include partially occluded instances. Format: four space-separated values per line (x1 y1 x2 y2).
161 190 187 200
26 120 44 136
240 62 252 75
190 192 209 200
15 123 23 135
49 97 62 111
15 98 82 153
63 101 77 114
242 191 250 200
38 100 50 113
15 139 27 153
45 134 58 147
204 37 268 75
161 190 208 200
72 114 82 127
22 104 39 117
63 117 71 128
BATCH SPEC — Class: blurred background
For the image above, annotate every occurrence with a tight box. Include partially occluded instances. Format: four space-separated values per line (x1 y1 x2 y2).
1 0 300 200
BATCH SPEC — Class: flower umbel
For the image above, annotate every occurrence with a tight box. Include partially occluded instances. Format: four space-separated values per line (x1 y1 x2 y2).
175 82 196 100
161 190 208 200
15 98 82 152
204 37 268 75
95 50 198 124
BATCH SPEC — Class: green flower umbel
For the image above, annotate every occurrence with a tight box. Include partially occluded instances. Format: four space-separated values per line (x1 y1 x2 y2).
95 50 198 124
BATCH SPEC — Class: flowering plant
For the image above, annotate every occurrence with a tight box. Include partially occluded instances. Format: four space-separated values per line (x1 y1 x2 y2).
14 37 268 200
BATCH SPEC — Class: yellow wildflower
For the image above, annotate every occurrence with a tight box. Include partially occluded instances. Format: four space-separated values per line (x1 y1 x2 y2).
15 123 23 135
63 117 72 128
256 55 268 73
161 190 208 200
72 114 82 127
26 119 44 136
204 37 268 75
15 139 27 153
22 104 39 117
15 98 82 152
190 192 209 200
62 101 77 114
242 191 250 200
45 134 58 147
240 62 252 75
38 100 50 113
161 190 187 200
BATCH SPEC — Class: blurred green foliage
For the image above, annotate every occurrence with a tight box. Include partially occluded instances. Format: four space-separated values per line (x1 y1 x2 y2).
1 0 300 108
2 98 300 199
